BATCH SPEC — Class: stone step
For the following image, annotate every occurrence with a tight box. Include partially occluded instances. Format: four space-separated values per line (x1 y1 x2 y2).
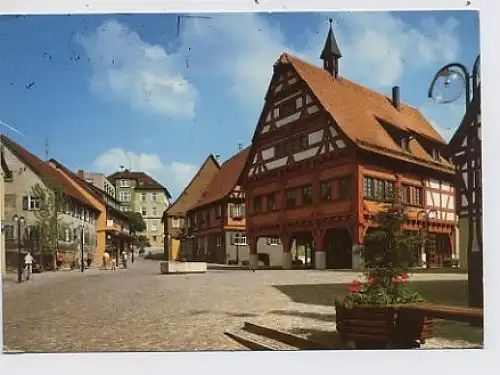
224 328 298 351
243 321 333 350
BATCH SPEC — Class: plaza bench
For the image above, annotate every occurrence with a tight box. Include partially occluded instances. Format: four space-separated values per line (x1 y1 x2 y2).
398 303 484 327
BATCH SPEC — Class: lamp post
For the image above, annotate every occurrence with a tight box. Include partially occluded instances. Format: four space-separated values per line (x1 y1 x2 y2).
80 225 85 273
235 233 240 265
13 214 25 283
428 54 482 307
417 209 438 268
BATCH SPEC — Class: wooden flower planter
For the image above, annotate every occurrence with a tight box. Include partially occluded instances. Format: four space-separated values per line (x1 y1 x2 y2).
335 300 434 349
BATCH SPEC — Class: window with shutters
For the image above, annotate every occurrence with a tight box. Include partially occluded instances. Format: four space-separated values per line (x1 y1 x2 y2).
301 184 313 205
22 196 41 211
232 233 247 245
320 180 331 202
3 225 15 240
231 204 245 218
285 188 296 208
253 196 262 214
402 185 410 204
267 237 281 246
266 192 277 211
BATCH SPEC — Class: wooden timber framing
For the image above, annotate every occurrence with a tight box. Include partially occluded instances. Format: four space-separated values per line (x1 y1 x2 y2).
238 23 458 269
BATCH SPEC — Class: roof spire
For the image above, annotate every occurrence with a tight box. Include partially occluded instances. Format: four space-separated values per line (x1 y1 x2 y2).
320 18 342 78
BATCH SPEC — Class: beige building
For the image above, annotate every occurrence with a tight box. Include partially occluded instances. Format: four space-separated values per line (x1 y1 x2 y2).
1 135 100 270
107 170 171 249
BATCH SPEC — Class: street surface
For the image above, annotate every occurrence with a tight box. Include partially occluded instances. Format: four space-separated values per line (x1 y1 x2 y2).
2 259 468 352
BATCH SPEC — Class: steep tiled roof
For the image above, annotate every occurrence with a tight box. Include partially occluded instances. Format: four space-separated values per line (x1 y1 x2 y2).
0 135 97 210
275 53 453 172
49 159 129 222
166 154 220 217
189 147 250 211
107 170 171 198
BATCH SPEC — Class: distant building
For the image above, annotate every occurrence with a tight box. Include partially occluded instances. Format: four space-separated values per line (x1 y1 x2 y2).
49 163 133 263
79 171 116 199
162 155 221 261
107 170 171 249
186 148 283 266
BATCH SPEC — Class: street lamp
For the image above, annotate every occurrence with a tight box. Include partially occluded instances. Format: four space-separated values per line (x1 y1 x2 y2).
417 209 438 268
234 233 240 265
13 214 25 283
428 54 482 307
80 225 85 273
428 55 480 108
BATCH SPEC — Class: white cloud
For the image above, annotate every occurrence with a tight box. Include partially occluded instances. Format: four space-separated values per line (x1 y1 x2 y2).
92 148 198 198
176 12 461 107
77 13 462 135
76 20 197 119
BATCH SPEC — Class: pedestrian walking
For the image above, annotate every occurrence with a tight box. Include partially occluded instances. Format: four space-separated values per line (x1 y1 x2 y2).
111 257 117 271
122 251 128 269
103 251 110 270
87 252 93 268
24 252 34 281
56 251 63 270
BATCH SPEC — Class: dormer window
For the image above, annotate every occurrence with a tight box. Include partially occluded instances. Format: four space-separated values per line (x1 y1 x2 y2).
401 137 409 151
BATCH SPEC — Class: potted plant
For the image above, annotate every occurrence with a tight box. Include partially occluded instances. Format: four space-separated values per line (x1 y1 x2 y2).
335 198 434 349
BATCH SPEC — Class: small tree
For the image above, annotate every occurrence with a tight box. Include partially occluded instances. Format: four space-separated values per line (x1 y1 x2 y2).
135 235 150 253
30 182 66 271
342 193 424 307
125 211 146 234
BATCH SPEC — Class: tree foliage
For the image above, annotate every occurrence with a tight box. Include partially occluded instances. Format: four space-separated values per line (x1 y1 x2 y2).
343 192 424 307
135 235 150 250
125 211 146 233
29 182 66 268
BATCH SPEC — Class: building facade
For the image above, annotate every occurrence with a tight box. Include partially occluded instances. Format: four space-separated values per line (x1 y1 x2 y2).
240 24 458 270
108 170 171 249
80 171 116 199
162 154 220 261
1 144 13 275
0 135 99 270
448 84 482 306
186 149 283 266
49 162 133 263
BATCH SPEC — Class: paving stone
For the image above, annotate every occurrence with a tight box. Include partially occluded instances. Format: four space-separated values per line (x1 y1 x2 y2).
2 260 474 352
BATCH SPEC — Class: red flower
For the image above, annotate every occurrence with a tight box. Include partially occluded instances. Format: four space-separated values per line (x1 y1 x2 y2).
367 278 376 286
351 279 361 286
347 285 361 293
392 276 401 284
401 273 409 281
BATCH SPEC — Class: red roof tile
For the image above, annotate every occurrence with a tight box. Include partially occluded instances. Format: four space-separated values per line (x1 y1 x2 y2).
0 135 98 210
107 170 171 198
189 147 250 210
276 53 454 172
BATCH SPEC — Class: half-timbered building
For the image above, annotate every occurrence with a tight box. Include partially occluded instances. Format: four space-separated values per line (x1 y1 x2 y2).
448 84 482 306
240 23 458 270
185 148 284 266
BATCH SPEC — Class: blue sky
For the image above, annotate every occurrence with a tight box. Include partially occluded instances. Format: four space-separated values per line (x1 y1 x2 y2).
0 11 479 199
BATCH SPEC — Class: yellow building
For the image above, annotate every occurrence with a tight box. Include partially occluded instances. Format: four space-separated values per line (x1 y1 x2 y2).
49 160 133 262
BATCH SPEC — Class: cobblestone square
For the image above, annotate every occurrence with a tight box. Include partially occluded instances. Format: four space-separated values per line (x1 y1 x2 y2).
2 259 473 352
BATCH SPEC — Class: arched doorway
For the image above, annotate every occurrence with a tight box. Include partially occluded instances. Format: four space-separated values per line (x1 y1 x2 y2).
323 228 352 269
292 231 314 268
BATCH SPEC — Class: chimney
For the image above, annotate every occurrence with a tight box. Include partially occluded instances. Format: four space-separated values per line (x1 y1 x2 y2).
392 86 401 110
77 169 85 179
215 154 221 161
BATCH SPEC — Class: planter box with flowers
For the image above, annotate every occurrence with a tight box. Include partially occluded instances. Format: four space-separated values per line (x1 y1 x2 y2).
335 198 434 349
